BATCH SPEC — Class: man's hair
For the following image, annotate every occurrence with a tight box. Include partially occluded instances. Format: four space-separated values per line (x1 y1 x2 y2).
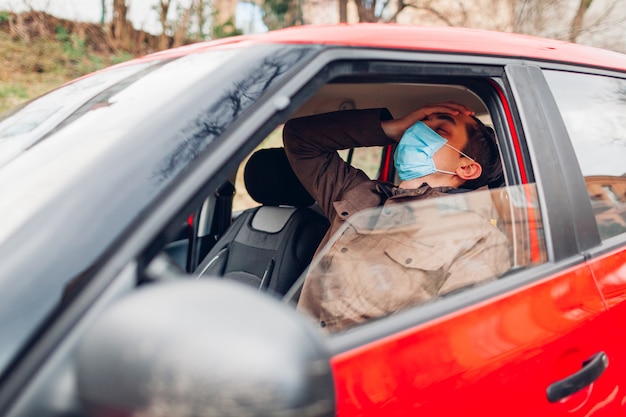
460 116 503 190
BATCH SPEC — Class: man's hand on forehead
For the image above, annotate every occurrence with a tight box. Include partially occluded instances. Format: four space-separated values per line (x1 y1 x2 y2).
421 102 475 118
382 101 475 142
424 113 457 124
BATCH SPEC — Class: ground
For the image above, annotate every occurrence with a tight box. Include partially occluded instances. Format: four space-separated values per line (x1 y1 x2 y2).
0 10 159 114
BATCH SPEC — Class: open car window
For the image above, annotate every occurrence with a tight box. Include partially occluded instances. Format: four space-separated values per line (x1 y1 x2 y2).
148 68 544 333
233 125 386 214
301 183 546 333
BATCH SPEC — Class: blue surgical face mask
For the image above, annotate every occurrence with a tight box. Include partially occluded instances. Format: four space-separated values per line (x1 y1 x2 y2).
394 121 473 181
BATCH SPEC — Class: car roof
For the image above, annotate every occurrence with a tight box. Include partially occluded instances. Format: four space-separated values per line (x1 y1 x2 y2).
142 23 626 72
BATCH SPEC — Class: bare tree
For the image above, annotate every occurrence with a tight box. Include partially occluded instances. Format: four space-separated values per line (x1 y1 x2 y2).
192 0 210 40
111 0 132 50
397 0 459 25
172 4 192 46
157 0 172 50
346 0 458 25
568 0 625 46
570 0 594 41
101 0 106 25
354 0 377 22
210 0 243 38
512 0 568 36
339 0 348 22
508 0 625 50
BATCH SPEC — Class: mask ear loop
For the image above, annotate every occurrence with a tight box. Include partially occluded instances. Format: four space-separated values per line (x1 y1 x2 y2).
434 168 458 176
444 143 475 162
434 144 476 176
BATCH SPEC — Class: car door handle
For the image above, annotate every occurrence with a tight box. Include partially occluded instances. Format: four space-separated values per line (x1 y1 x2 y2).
546 352 609 403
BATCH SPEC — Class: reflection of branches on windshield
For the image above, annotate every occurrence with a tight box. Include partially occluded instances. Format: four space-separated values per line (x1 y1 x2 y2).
587 77 626 147
154 48 312 183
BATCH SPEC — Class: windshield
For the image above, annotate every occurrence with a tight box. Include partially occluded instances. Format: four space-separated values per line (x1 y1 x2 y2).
0 44 317 375
0 62 156 168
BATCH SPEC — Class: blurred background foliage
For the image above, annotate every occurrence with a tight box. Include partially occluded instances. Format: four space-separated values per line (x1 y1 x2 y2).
0 0 624 113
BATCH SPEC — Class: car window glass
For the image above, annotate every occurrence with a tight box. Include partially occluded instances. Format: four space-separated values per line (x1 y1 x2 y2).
0 62 154 168
0 45 317 376
303 184 546 333
149 77 537 334
337 147 384 180
544 71 626 240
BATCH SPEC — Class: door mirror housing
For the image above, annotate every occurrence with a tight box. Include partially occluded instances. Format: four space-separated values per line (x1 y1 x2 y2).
76 279 335 417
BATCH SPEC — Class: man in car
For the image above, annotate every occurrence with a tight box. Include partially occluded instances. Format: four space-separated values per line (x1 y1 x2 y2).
283 102 511 331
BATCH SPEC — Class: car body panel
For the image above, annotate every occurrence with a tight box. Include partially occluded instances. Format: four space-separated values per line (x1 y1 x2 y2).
587 246 626 408
130 24 626 72
331 261 618 416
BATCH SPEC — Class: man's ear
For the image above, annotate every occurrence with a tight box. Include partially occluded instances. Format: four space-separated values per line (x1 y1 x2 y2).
456 161 482 180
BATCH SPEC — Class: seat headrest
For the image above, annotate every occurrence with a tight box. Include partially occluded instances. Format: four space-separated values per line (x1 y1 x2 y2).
243 148 315 207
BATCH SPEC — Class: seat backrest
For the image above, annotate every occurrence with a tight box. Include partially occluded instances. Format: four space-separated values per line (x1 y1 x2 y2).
195 148 329 296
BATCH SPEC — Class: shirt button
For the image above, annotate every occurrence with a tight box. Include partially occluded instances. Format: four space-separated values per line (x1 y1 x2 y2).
405 258 412 264
383 208 392 215
341 211 349 216
341 247 348 253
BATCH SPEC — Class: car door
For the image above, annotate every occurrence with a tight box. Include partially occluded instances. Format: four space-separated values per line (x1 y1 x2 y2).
326 63 623 416
542 68 626 394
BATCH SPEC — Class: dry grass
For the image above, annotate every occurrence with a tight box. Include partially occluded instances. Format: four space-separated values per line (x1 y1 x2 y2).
0 30 133 114
0 33 65 112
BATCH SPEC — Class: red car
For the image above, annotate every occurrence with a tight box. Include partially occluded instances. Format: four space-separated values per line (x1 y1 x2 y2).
1 24 626 417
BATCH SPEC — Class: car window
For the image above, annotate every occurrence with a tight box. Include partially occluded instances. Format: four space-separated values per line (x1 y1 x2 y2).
543 71 626 240
149 75 550 334
337 146 385 180
233 128 385 212
0 62 155 168
303 184 546 332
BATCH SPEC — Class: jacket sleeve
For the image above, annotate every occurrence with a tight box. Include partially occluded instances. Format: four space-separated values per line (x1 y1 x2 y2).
283 108 394 220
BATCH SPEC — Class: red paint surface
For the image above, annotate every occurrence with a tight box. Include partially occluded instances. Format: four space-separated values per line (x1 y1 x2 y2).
113 24 626 73
330 261 624 416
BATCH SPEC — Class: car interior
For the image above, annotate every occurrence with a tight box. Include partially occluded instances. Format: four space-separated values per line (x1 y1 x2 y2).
194 147 329 295
154 80 546 315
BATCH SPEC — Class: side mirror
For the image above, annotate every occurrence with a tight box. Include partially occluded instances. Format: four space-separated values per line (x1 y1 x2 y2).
76 280 335 417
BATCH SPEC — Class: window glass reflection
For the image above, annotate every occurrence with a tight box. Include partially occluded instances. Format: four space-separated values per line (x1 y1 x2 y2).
301 184 545 332
586 176 626 238
0 62 154 167
0 45 316 376
154 47 313 184
544 71 626 239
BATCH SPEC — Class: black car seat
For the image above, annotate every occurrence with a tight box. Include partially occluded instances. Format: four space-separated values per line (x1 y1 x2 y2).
194 147 329 296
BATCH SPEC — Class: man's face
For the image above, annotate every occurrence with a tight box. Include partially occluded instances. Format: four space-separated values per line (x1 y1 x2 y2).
422 112 475 173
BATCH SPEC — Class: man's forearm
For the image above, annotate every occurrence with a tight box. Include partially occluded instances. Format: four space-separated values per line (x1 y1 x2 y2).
283 108 394 154
283 109 394 217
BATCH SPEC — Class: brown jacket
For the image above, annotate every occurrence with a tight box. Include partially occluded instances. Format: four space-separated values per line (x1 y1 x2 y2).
283 109 511 331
